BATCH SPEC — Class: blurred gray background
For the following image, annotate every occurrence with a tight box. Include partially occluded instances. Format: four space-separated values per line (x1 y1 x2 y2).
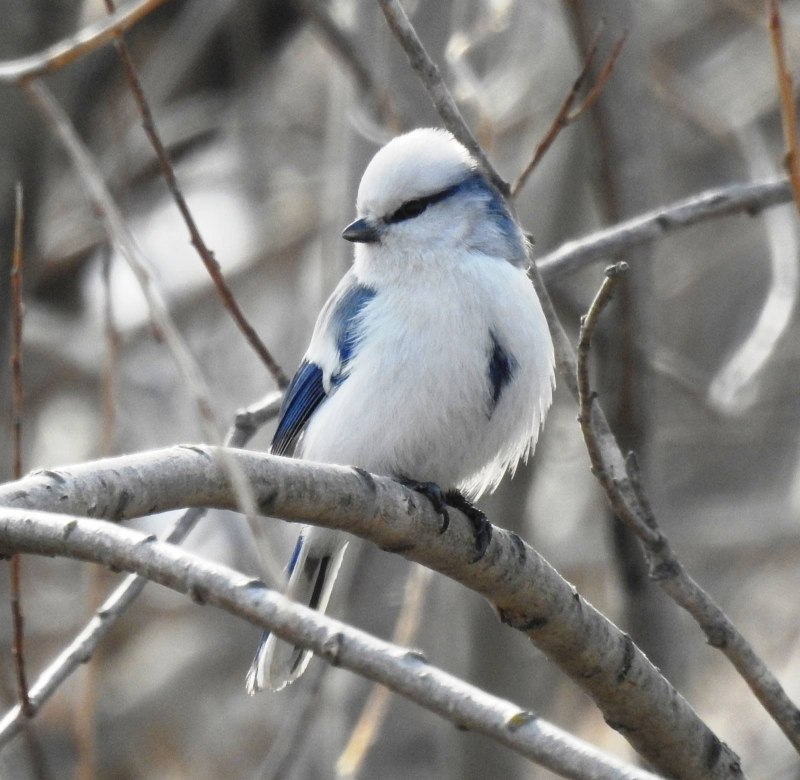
1 0 800 778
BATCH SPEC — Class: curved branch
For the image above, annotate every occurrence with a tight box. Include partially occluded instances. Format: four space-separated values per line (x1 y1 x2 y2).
576 266 800 756
0 446 743 779
537 177 793 281
0 508 662 780
0 393 284 751
0 0 173 83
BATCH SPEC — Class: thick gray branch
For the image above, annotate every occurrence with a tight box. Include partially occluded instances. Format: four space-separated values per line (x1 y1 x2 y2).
537 177 793 281
0 446 743 779
0 508 661 780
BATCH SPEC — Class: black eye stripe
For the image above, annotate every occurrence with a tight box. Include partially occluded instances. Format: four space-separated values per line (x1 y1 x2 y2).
385 185 457 224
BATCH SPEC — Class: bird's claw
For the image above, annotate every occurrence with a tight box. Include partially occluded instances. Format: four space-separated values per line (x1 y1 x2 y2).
446 490 492 561
400 478 450 533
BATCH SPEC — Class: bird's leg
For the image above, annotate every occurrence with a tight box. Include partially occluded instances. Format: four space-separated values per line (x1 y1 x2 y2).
398 477 450 533
445 490 492 561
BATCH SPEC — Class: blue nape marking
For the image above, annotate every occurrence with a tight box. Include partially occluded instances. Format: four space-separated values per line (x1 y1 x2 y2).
271 361 326 456
330 283 376 386
488 330 517 413
451 172 523 262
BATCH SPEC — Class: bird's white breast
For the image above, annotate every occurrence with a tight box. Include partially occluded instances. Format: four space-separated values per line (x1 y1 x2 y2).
299 249 554 497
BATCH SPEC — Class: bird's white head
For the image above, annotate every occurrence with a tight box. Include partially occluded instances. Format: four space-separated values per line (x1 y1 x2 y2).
342 128 527 272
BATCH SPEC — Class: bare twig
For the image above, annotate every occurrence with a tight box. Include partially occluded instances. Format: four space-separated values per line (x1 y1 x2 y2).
768 1 800 213
337 565 432 778
512 31 627 198
536 176 794 281
576 265 800 756
0 447 743 779
0 0 173 83
23 80 219 440
101 0 289 389
21 78 271 549
10 184 23 483
376 0 509 196
570 33 627 122
8 183 32 718
0 393 283 749
0 508 664 780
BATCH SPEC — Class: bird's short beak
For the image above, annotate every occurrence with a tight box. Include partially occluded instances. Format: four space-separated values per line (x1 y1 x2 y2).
342 218 381 243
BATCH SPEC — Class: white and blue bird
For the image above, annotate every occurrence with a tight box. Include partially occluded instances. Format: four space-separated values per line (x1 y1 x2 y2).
246 127 555 693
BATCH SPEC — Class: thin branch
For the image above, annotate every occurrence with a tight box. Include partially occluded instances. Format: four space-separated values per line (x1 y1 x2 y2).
336 565 432 778
576 265 800 756
0 0 173 83
0 392 283 749
768 0 800 213
8 183 32 718
23 81 219 441
376 0 509 196
0 508 664 780
101 0 289 388
512 31 627 198
0 447 743 779
11 183 23 483
536 176 794 281
21 78 269 549
570 33 627 122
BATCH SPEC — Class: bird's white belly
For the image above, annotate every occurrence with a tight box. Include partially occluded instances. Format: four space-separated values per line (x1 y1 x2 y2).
299 259 553 496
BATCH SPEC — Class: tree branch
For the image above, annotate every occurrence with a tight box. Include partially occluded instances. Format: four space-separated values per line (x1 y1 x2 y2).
0 447 743 779
100 0 289 388
512 31 627 198
537 177 794 281
376 0 509 196
0 508 663 780
0 0 173 83
576 265 800 756
768 1 800 213
0 393 283 748
9 182 32 717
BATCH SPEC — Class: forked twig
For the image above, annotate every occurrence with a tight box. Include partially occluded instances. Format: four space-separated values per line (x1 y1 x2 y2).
512 31 627 198
577 264 800 755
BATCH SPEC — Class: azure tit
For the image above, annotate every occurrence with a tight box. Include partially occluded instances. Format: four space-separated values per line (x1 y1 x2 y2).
246 128 554 693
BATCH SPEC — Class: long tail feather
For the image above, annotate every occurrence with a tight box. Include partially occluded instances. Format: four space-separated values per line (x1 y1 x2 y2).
246 529 347 693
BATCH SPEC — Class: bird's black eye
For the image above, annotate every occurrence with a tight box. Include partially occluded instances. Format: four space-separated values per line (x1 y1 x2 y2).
385 185 457 224
387 197 431 223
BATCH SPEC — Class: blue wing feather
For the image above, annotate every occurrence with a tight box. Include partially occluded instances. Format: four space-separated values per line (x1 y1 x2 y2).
270 361 326 456
270 278 376 455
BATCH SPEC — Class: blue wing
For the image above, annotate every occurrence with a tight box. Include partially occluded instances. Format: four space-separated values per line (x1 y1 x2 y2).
270 275 377 455
271 361 326 456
